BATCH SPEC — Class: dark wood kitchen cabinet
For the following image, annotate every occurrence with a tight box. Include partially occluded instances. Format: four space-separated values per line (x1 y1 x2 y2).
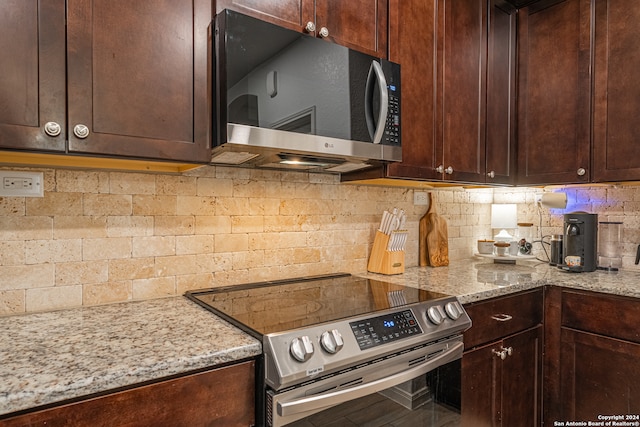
544 288 640 422
214 0 387 58
0 0 66 152
517 0 592 185
592 0 640 181
1 361 256 427
0 0 211 164
462 289 543 426
343 0 516 185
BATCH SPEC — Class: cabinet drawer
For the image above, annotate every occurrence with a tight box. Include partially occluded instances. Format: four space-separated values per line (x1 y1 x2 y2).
463 289 543 349
562 289 640 344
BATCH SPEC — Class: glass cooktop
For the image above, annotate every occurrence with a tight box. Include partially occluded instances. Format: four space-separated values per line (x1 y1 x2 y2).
185 274 449 338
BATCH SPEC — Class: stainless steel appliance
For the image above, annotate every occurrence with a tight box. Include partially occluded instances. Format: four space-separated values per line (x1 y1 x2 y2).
559 212 598 272
186 274 471 427
212 10 401 173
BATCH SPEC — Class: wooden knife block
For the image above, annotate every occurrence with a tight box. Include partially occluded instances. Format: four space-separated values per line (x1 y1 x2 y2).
367 231 405 275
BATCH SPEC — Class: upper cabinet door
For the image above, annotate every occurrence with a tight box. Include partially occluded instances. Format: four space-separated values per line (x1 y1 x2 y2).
216 0 387 58
592 0 640 181
66 0 211 163
485 0 517 185
437 0 487 183
0 0 66 152
315 0 387 57
517 0 592 185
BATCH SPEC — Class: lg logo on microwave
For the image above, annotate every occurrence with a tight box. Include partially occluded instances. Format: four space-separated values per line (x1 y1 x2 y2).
324 142 334 149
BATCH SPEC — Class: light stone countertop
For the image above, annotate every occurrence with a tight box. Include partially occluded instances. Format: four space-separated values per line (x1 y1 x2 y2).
2 259 640 418
0 297 261 417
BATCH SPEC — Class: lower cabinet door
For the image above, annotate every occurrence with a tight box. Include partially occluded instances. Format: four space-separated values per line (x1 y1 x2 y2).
462 326 542 427
560 328 640 420
501 326 542 427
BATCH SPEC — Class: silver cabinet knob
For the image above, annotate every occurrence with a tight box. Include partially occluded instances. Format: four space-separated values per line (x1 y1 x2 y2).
73 124 90 139
501 346 513 357
445 166 454 175
436 165 444 174
290 336 314 362
487 170 496 179
492 348 508 360
318 27 329 38
577 167 586 176
44 122 62 137
305 21 316 32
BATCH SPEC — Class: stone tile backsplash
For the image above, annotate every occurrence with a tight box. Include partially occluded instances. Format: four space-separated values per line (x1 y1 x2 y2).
1 165 639 315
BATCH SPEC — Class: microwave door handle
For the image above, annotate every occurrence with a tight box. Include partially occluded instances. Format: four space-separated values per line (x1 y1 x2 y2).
364 61 389 144
276 341 463 418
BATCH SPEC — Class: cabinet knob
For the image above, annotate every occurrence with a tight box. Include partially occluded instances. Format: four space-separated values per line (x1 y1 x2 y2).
577 167 586 176
318 27 329 38
436 165 444 174
501 346 513 357
305 21 316 33
73 124 90 139
445 166 454 175
492 348 508 360
43 122 62 137
487 170 495 179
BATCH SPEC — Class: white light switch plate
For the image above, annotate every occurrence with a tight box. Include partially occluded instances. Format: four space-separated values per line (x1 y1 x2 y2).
0 171 44 197
414 191 430 206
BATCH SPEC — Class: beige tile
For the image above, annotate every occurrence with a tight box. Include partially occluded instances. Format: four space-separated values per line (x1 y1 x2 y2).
109 172 155 194
25 285 83 312
215 196 250 216
155 254 198 277
83 194 132 216
83 281 132 305
106 216 153 237
0 241 25 265
231 216 264 233
215 234 249 252
132 276 175 299
26 193 83 216
156 174 197 196
55 170 109 193
232 250 265 270
249 197 280 216
176 273 214 294
55 260 108 286
0 264 54 290
25 239 82 264
194 215 232 235
154 216 195 236
196 177 233 197
233 179 266 198
132 236 175 257
293 248 321 264
0 290 25 316
108 257 155 281
54 216 107 239
176 235 214 255
196 252 232 273
276 231 308 249
176 196 216 216
83 237 132 261
0 196 25 216
132 195 177 216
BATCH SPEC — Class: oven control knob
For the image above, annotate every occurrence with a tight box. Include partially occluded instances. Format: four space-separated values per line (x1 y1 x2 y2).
320 329 344 354
290 336 314 362
445 301 464 320
427 306 446 325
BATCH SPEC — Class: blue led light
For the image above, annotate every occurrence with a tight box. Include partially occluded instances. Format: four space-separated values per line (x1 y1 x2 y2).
383 320 395 328
389 85 396 91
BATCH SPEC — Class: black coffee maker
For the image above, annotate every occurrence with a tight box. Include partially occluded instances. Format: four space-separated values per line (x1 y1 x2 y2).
559 212 598 272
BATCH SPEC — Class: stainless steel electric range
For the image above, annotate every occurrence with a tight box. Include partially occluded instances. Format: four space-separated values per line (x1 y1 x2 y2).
186 273 471 427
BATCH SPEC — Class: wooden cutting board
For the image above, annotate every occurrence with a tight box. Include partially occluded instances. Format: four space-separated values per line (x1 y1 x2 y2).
419 193 449 267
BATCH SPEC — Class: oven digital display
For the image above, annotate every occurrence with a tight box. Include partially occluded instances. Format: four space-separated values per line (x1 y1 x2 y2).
349 309 422 350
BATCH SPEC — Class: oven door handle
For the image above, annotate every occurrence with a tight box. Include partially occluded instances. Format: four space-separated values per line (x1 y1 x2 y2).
277 341 463 418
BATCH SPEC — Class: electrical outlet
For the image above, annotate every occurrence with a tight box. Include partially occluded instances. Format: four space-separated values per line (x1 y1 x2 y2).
414 191 430 206
0 171 44 197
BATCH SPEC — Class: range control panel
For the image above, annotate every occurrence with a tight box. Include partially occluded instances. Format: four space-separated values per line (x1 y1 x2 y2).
350 309 421 350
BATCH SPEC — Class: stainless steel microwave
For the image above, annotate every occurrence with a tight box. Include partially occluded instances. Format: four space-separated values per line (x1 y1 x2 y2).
211 10 401 173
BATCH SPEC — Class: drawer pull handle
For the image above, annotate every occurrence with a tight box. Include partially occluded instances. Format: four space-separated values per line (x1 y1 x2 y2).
491 314 513 322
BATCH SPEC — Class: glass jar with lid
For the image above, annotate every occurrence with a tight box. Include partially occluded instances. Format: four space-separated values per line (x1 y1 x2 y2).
517 222 533 255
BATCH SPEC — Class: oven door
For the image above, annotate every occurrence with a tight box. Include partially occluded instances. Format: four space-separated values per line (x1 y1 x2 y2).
266 338 463 427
